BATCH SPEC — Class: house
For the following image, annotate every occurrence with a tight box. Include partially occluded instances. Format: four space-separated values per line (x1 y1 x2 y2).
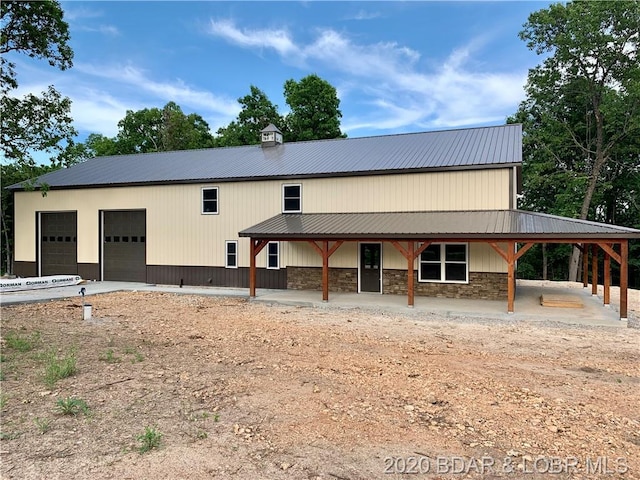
9 124 640 319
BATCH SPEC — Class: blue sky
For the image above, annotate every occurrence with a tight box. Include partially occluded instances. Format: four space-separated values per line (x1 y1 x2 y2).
14 1 551 143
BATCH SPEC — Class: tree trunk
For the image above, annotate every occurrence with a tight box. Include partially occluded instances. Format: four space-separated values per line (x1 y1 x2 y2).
1 208 12 275
568 100 607 282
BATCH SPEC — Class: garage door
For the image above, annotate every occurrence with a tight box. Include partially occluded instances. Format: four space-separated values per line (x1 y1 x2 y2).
40 212 77 276
103 210 146 282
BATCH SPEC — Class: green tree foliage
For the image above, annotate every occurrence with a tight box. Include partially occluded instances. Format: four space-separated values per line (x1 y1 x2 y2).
114 101 215 154
515 0 640 282
1 163 56 273
1 0 77 167
283 74 345 142
215 86 283 147
79 102 216 156
215 75 345 146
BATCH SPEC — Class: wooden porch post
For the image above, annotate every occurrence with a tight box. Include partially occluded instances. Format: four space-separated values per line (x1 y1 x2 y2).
407 241 415 307
390 240 431 308
249 239 256 297
322 240 329 302
507 241 515 313
249 239 268 298
488 241 532 314
582 244 589 288
591 244 598 296
603 249 611 307
307 240 343 302
621 240 628 320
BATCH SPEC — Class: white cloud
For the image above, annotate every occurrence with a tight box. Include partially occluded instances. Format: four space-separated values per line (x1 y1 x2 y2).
75 63 240 117
206 19 528 132
63 5 104 22
12 56 241 138
346 10 382 21
208 19 298 57
77 25 120 36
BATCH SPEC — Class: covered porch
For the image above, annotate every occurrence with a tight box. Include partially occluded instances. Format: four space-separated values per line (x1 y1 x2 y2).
239 210 640 320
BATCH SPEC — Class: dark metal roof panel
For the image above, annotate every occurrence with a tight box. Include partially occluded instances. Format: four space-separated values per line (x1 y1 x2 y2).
10 124 522 190
239 210 640 239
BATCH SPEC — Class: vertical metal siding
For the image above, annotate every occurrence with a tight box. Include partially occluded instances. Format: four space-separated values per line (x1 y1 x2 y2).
14 168 511 271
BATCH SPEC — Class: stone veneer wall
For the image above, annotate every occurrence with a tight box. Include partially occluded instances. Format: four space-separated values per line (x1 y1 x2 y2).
384 270 508 300
287 267 358 292
287 266 507 300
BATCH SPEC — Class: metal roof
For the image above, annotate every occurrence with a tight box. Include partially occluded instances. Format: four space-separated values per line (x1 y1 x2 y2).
239 210 640 240
10 124 522 190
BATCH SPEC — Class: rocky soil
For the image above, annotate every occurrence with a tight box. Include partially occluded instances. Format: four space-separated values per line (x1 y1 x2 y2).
1 290 639 479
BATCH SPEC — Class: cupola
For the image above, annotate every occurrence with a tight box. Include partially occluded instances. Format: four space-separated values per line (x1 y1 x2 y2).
260 123 283 147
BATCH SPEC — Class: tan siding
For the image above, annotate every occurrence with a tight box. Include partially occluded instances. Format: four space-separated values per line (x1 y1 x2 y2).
304 169 510 213
14 168 511 271
470 243 507 273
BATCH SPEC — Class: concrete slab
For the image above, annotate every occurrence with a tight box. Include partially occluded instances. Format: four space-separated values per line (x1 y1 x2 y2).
0 280 625 328
252 283 624 328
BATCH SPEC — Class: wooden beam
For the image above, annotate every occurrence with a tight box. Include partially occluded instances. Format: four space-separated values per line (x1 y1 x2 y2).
249 238 256 297
306 240 344 302
407 241 415 307
414 241 433 259
489 242 509 263
582 244 589 288
307 240 323 256
249 239 269 298
327 240 344 257
390 240 409 259
591 244 598 296
597 242 621 264
322 240 329 302
507 241 515 313
514 242 535 261
621 240 628 320
603 250 610 306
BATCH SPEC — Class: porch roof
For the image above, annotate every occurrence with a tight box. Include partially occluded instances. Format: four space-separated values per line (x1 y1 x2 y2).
239 210 640 240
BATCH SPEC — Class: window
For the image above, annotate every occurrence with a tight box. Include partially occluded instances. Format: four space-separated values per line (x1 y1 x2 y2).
282 184 301 213
202 187 219 214
419 243 468 283
266 242 279 269
225 241 237 268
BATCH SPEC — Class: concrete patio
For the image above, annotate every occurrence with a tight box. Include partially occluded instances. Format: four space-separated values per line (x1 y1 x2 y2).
1 279 629 328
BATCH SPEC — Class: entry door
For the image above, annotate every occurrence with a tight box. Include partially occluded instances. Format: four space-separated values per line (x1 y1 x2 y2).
360 243 382 293
103 210 146 282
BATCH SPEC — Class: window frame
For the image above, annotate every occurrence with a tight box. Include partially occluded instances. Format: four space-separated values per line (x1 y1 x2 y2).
225 240 238 269
266 241 280 270
418 242 469 284
201 186 219 215
282 184 302 213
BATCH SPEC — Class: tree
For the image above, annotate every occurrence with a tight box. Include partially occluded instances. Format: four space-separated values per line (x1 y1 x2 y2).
519 0 640 281
283 74 345 142
1 163 56 273
1 0 76 167
214 76 345 146
80 102 216 156
215 86 283 147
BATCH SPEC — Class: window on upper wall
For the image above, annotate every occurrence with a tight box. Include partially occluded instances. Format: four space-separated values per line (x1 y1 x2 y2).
267 241 279 269
202 187 219 214
225 240 237 268
282 184 301 213
418 243 468 283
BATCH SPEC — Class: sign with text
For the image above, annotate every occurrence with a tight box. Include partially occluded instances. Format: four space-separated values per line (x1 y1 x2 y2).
0 275 83 292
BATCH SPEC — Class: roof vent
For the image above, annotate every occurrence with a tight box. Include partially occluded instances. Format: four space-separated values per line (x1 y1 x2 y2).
260 124 283 147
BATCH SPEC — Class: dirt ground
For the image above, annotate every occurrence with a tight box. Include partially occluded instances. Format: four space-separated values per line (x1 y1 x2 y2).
1 289 639 479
